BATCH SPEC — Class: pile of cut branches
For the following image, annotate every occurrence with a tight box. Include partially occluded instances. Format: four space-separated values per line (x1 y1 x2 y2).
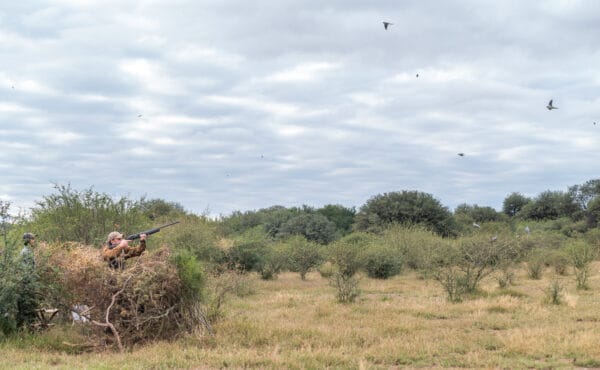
38 243 208 350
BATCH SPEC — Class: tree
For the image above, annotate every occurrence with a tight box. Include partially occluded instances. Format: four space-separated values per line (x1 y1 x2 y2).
139 198 186 220
284 236 323 280
354 191 455 236
568 179 600 211
519 190 581 221
502 192 531 217
278 213 338 244
30 183 147 245
317 204 356 236
454 204 503 222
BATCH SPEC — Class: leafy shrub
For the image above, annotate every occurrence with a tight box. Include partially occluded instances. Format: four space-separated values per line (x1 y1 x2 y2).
526 249 546 279
364 244 402 279
325 232 371 303
545 249 570 275
379 225 442 270
565 240 598 290
317 261 335 278
544 280 564 305
283 236 323 280
172 249 206 301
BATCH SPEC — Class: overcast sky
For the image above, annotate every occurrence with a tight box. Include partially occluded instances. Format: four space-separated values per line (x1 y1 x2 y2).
1 1 599 217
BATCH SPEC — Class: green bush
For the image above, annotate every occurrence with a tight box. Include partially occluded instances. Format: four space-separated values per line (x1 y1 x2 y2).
364 244 402 279
526 249 546 279
379 225 442 270
545 249 570 275
225 226 270 272
283 236 323 280
172 250 206 301
565 240 598 290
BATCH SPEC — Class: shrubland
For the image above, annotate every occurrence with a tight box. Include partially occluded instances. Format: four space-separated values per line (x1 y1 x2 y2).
1 179 600 366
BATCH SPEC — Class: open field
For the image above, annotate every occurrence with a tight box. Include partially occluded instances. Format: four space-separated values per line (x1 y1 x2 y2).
4 263 600 369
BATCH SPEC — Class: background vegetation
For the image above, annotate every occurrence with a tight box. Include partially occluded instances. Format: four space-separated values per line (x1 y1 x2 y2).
1 178 600 366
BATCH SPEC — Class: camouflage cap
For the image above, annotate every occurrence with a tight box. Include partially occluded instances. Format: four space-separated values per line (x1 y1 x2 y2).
22 232 36 241
107 231 124 244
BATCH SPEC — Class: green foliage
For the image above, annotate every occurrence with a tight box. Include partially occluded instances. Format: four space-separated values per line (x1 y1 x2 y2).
568 179 600 213
29 183 148 245
565 240 597 290
325 232 371 278
545 249 570 275
226 226 270 272
363 243 402 279
330 272 360 303
172 249 206 301
502 192 531 217
519 190 581 221
325 232 372 303
585 196 600 228
256 243 288 280
544 280 564 305
316 204 356 236
160 215 223 266
278 213 338 245
428 235 508 302
378 225 442 270
526 249 546 280
138 197 186 221
454 204 504 223
0 238 42 335
354 190 456 236
282 236 323 280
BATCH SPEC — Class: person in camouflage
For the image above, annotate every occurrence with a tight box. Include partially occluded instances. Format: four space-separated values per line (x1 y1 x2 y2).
102 231 147 269
17 232 39 328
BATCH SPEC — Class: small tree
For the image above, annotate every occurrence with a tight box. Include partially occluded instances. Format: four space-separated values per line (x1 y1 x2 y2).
429 235 505 302
325 233 371 303
565 240 598 290
284 236 323 280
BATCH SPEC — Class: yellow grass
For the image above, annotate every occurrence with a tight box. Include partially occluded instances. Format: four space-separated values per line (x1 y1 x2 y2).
4 263 600 369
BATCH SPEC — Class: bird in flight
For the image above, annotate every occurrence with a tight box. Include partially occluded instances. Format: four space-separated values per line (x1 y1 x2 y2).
546 100 558 110
457 153 465 157
138 114 143 118
473 223 481 229
383 21 393 30
416 73 419 78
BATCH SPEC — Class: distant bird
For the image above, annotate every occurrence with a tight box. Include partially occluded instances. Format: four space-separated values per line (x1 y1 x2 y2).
416 73 419 78
594 122 597 125
490 235 498 242
137 114 143 118
458 153 465 157
382 21 393 30
472 222 481 229
524 225 530 234
546 99 558 110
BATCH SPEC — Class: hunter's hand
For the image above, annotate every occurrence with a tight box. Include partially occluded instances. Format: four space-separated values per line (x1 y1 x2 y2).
140 233 147 241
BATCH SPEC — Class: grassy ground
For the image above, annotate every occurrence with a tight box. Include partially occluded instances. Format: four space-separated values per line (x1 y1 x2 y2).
3 263 600 369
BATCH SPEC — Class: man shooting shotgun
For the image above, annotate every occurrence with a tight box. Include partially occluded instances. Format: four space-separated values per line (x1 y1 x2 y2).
102 221 180 269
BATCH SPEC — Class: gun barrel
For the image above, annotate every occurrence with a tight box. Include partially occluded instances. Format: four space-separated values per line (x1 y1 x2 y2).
125 221 180 240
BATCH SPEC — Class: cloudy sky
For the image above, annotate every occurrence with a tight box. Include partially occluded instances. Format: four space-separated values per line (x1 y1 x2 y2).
1 1 599 217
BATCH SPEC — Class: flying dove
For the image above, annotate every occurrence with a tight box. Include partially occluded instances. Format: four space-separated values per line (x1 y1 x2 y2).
546 100 558 110
383 21 393 30
473 222 481 228
458 153 465 157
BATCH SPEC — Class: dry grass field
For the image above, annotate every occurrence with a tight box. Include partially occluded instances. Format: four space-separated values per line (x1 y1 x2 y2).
4 263 600 369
